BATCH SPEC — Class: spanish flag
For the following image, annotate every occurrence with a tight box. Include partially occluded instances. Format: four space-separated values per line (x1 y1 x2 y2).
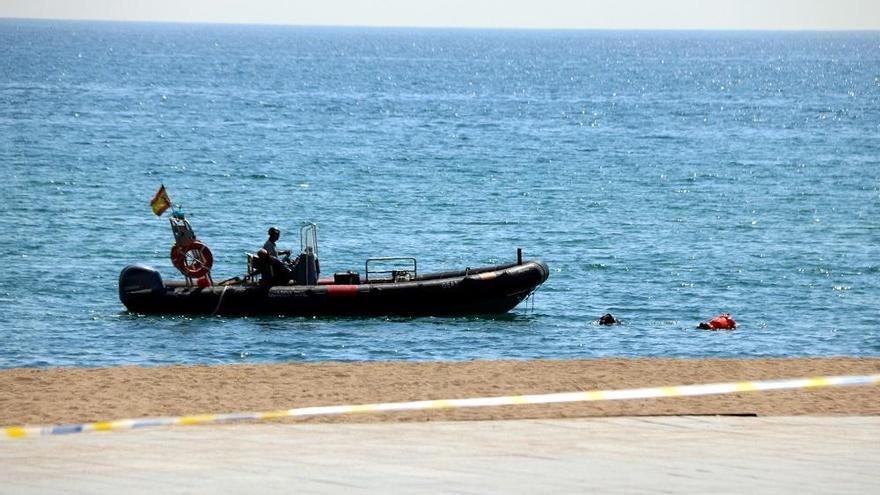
150 185 172 216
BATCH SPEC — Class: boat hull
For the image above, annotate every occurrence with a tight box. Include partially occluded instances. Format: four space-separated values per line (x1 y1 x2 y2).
119 260 549 317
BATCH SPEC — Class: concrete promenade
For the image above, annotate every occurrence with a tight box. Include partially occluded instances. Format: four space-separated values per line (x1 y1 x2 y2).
2 416 878 494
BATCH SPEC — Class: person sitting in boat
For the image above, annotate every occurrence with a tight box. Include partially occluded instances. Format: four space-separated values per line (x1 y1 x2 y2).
257 226 292 285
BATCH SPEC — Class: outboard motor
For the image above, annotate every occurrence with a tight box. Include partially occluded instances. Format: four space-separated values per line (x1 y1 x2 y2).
119 264 164 304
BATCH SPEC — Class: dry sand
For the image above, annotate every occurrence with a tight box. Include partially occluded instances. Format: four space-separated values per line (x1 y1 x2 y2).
1 358 878 426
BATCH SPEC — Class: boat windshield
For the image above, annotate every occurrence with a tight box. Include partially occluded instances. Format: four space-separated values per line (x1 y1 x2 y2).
300 223 318 256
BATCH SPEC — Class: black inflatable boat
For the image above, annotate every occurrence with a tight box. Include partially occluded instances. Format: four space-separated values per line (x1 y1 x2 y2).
119 223 549 317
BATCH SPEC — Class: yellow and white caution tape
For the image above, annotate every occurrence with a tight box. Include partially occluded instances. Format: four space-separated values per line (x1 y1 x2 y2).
4 373 878 439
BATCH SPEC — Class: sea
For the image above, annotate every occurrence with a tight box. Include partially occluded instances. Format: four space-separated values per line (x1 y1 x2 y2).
1 20 878 368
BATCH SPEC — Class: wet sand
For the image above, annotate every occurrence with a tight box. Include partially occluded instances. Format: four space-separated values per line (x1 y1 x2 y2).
1 358 878 426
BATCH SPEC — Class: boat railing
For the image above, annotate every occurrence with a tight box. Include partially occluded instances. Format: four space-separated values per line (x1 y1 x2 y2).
365 257 417 282
300 223 318 257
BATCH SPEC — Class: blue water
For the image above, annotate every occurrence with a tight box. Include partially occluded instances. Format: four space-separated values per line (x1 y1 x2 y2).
1 20 878 368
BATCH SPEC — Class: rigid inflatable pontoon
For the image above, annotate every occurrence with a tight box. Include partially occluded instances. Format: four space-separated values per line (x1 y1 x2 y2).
119 223 549 317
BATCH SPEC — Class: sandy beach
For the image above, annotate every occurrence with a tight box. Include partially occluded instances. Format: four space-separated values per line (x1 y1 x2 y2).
1 358 878 427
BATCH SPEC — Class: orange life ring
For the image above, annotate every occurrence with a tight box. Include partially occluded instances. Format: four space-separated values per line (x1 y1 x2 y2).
171 241 214 278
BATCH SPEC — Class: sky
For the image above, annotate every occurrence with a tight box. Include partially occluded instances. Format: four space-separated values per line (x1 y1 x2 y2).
1 0 879 30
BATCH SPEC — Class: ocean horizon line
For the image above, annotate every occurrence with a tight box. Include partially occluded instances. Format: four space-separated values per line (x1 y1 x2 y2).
2 16 879 34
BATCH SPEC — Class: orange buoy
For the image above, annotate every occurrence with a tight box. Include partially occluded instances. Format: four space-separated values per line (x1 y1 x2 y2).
708 314 736 330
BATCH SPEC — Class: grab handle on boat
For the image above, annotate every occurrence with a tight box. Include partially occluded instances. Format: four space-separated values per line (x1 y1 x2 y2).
517 248 522 265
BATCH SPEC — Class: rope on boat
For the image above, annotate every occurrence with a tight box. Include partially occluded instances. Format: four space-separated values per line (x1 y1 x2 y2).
210 285 229 316
4 373 878 439
528 286 538 312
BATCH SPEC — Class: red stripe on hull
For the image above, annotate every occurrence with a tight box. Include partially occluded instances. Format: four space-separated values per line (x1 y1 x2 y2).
327 285 359 296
